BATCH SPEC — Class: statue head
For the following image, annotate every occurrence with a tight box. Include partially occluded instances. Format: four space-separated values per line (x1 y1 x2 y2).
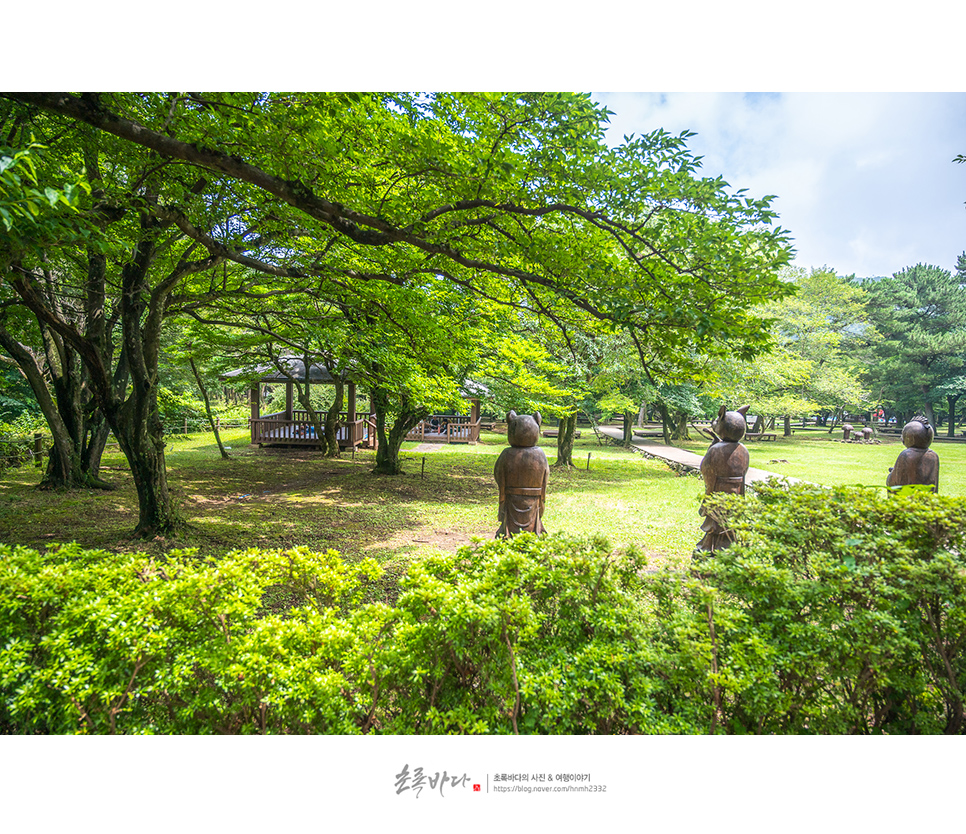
713 405 750 442
901 418 933 450
507 410 542 448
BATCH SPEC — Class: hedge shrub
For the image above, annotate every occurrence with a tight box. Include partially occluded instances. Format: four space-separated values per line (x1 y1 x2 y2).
0 536 674 734
2 484 966 734
665 482 966 734
0 545 384 734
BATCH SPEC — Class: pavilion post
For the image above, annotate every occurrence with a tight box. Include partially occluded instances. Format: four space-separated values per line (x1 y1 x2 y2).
285 382 294 421
347 382 358 445
249 386 259 443
347 382 357 423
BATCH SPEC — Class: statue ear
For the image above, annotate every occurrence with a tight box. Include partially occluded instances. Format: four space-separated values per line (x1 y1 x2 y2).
737 405 750 416
507 410 517 421
533 412 542 427
718 405 727 420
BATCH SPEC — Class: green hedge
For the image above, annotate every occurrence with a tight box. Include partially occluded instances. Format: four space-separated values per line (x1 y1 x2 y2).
2 483 966 734
674 482 966 734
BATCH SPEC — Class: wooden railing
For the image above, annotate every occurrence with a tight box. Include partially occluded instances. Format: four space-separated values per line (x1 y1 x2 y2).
250 411 373 448
405 416 481 444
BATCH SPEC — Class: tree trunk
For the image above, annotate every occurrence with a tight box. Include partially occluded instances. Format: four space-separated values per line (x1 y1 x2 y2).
112 409 181 536
323 378 344 458
826 408 841 434
659 403 672 446
372 387 425 475
783 415 792 437
948 395 960 438
0 321 111 489
41 418 83 488
188 355 229 459
554 413 577 467
671 411 690 441
82 416 111 481
923 402 936 428
105 233 188 536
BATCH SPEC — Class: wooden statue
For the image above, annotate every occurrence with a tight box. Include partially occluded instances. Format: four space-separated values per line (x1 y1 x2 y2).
696 405 751 553
887 418 939 493
843 423 853 440
494 411 549 538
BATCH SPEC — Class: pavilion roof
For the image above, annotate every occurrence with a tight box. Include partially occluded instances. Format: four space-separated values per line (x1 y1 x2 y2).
221 357 341 384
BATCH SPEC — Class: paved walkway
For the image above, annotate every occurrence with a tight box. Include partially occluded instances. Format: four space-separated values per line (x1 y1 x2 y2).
595 426 804 486
412 442 445 453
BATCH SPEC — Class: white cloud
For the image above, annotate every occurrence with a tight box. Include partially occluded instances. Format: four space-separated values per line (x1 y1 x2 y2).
594 92 966 277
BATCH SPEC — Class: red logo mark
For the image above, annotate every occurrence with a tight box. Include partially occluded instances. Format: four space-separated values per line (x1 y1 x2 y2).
473 784 481 792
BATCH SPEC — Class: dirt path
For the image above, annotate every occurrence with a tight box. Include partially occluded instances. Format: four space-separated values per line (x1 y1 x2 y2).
412 443 446 453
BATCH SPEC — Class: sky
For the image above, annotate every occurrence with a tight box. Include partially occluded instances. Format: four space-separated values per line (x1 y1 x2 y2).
592 92 966 279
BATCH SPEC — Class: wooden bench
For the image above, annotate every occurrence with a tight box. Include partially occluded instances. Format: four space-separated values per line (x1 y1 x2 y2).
745 432 777 441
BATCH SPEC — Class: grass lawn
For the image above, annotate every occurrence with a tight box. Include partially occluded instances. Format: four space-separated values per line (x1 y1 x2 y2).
3 424 961 600
0 430 705 594
672 426 966 494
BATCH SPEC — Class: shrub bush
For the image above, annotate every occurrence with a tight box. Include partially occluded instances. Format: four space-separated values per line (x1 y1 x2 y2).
156 387 249 434
665 482 966 734
0 412 48 473
3 486 966 735
0 536 688 734
369 534 687 734
0 544 384 734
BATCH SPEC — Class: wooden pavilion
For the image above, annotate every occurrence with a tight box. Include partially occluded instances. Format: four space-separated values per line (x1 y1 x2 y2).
404 398 482 444
222 358 375 451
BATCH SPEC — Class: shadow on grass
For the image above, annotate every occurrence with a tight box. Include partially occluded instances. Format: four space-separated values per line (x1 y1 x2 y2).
0 433 701 577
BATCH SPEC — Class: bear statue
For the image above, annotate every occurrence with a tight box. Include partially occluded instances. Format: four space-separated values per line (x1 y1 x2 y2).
696 404 751 554
494 411 550 538
887 418 939 493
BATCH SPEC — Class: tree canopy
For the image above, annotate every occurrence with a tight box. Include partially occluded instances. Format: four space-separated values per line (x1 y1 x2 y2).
708 266 876 429
0 91 794 535
862 258 966 430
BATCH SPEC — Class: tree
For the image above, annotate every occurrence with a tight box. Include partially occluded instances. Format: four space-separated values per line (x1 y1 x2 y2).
183 291 357 459
862 260 966 429
1 92 793 532
5 93 792 363
1 107 229 532
708 266 876 431
348 276 490 475
586 332 656 446
933 373 966 437
475 329 578 462
165 325 234 459
0 141 117 488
